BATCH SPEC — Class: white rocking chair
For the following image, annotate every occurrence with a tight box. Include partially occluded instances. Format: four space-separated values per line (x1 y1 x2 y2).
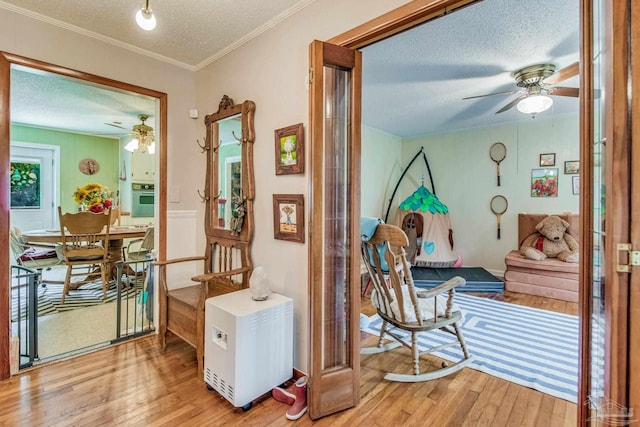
361 223 473 382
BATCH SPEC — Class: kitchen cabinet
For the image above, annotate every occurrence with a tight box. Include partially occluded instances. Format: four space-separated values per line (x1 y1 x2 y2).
131 151 156 183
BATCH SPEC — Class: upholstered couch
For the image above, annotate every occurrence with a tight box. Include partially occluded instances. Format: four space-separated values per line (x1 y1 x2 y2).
504 213 579 302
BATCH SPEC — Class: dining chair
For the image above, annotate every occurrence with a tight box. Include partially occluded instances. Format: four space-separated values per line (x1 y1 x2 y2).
361 223 473 382
9 226 62 270
57 207 112 305
123 226 154 262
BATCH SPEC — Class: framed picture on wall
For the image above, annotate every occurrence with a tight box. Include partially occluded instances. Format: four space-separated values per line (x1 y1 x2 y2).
273 194 305 243
564 160 580 174
539 153 556 167
531 168 558 197
572 175 580 195
274 123 304 175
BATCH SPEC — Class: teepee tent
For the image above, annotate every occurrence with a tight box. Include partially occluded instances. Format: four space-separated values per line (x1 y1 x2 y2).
396 186 457 268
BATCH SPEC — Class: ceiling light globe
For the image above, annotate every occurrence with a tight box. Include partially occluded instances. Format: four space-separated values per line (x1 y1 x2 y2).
136 8 156 31
125 138 139 152
517 94 553 115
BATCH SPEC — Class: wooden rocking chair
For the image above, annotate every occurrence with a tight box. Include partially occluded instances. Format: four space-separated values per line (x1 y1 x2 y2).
360 224 473 382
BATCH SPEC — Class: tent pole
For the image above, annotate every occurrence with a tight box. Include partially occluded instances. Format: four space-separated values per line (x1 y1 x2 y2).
383 147 436 223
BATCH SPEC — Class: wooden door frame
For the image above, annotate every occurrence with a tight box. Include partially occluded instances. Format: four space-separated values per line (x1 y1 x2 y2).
307 40 362 419
0 52 168 380
630 0 640 415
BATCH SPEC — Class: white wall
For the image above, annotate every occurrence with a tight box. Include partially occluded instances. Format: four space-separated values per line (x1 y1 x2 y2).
397 114 580 272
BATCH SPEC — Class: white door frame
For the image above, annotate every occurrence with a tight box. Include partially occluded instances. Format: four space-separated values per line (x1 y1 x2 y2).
10 141 60 230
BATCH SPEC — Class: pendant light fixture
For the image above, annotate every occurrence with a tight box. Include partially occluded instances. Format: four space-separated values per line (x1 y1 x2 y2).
136 0 156 31
125 115 155 154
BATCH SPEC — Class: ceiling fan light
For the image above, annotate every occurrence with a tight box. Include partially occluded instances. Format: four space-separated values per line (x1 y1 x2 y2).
125 138 139 152
517 94 553 115
135 3 156 31
148 142 156 155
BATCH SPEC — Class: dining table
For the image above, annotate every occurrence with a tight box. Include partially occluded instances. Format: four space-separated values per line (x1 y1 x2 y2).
23 225 149 280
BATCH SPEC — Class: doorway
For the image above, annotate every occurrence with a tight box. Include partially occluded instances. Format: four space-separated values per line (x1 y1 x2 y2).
0 51 168 379
10 142 59 231
309 0 636 423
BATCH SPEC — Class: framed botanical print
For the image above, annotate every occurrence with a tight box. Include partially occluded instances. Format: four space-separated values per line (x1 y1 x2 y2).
274 123 304 175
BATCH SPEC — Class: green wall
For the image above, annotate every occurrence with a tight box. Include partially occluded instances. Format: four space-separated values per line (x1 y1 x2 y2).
11 124 119 213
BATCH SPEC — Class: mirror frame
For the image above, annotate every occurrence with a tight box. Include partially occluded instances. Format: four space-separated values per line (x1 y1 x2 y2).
204 95 255 242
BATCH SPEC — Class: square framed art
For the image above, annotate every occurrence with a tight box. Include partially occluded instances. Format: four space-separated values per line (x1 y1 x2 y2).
273 194 305 243
274 123 304 175
531 168 558 197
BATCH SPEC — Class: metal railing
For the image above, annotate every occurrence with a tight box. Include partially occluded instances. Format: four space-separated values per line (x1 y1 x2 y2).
10 265 39 369
114 256 155 342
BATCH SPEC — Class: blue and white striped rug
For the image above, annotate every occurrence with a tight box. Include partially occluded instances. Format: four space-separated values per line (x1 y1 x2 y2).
363 293 579 402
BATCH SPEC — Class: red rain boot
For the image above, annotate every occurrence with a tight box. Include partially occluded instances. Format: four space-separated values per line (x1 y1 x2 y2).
285 376 308 420
272 383 295 405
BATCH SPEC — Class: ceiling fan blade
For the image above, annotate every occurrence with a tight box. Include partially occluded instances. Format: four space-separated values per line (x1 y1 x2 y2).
462 89 521 100
543 61 579 85
104 122 128 130
495 95 528 114
550 86 579 97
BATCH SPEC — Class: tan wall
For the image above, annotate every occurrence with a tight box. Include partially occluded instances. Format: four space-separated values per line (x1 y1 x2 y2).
195 0 410 371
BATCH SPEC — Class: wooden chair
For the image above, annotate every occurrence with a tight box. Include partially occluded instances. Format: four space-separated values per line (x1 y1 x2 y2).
57 207 112 305
360 224 473 382
155 237 251 380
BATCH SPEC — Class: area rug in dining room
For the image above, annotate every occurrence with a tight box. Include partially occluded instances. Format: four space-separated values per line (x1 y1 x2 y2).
362 293 579 403
11 280 143 321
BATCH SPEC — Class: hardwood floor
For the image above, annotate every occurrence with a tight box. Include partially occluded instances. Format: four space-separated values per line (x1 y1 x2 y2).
0 291 577 426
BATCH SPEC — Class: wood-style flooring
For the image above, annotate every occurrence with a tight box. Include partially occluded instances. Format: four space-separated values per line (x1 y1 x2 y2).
0 291 578 426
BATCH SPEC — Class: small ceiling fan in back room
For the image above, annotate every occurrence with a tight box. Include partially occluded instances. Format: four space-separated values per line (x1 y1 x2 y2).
463 62 579 115
104 115 156 154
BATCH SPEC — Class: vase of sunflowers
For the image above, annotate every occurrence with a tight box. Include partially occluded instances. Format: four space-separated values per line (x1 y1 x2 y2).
73 183 113 213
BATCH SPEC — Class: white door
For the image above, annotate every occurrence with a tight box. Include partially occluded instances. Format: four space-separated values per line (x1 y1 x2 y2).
10 142 59 231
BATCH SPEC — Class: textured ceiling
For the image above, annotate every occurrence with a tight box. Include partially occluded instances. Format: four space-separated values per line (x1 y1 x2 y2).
3 0 580 139
362 0 580 137
11 65 157 137
0 0 309 69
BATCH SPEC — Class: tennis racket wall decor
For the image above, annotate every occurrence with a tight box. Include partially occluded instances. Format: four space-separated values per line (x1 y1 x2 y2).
489 142 507 186
490 195 508 239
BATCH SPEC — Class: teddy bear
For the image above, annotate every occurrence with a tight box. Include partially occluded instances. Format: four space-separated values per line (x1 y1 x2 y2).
520 215 579 263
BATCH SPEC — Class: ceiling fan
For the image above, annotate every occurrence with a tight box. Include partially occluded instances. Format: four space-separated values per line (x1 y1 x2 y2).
463 62 579 115
121 114 155 153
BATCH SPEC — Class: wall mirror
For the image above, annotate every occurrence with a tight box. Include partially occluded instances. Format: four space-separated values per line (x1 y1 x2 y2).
203 95 255 241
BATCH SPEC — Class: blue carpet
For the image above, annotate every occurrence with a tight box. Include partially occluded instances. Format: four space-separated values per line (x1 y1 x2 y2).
410 267 504 293
363 293 578 402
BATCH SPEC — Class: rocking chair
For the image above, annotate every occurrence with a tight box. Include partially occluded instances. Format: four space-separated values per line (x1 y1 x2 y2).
361 224 473 382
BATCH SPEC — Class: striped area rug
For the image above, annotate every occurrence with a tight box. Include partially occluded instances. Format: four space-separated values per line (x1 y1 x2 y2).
363 293 579 402
11 280 144 321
